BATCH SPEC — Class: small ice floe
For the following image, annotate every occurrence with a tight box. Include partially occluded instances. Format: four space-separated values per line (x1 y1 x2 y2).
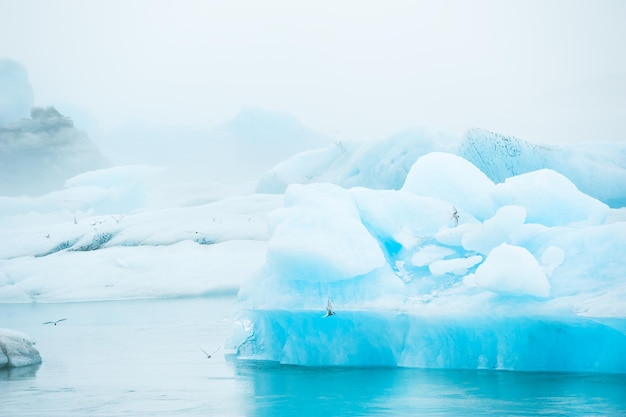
0 329 42 368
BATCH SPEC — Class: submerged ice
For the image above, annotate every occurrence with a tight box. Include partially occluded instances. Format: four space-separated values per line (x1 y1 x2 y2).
229 152 626 374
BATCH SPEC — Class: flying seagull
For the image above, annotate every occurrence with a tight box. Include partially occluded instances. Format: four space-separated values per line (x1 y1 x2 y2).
43 318 67 326
322 298 336 318
199 347 220 359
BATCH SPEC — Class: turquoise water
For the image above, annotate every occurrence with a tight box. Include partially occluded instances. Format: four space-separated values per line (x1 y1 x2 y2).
1 296 625 416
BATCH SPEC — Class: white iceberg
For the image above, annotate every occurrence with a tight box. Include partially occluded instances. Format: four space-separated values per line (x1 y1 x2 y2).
0 329 42 368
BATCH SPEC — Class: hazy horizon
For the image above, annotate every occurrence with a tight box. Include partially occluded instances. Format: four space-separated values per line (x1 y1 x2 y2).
2 0 626 145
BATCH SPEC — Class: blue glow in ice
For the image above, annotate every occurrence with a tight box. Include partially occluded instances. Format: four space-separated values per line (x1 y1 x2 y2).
231 151 626 373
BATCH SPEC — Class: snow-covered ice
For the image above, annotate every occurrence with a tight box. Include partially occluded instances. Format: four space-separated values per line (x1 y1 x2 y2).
0 170 282 302
2 114 626 374
229 151 626 373
0 328 41 368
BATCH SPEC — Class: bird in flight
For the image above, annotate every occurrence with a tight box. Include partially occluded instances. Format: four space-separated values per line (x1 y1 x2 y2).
199 347 220 359
322 298 336 318
43 318 67 326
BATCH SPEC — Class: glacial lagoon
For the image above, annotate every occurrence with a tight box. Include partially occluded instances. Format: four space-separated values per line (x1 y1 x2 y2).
2 296 625 416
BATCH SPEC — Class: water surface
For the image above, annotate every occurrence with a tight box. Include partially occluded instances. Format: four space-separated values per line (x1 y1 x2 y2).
1 297 625 416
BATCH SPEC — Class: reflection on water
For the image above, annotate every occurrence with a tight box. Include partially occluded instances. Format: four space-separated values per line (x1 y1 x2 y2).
236 361 626 417
0 363 40 380
1 296 625 416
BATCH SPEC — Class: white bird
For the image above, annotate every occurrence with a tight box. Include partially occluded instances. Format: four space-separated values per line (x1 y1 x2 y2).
451 206 459 227
322 298 336 318
199 347 220 359
43 318 67 326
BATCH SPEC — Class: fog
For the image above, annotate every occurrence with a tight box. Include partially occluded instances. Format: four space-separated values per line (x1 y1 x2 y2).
2 1 626 195
1 0 625 151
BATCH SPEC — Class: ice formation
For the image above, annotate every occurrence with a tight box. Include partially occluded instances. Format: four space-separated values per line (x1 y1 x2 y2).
0 328 41 368
0 106 109 196
1 103 625 374
230 152 626 374
0 169 281 302
257 128 626 208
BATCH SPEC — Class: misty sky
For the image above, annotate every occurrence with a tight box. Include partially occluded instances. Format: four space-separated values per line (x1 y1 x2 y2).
1 0 625 143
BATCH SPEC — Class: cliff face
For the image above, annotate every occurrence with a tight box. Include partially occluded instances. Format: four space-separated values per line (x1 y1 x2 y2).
0 107 110 196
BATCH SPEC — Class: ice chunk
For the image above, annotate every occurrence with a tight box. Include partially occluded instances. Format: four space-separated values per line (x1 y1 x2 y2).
259 127 626 208
473 243 550 298
402 152 495 221
258 127 458 194
0 240 267 303
351 187 468 252
256 142 357 194
460 128 626 208
462 205 527 254
0 329 42 368
231 160 626 372
491 169 609 226
267 184 385 283
0 191 280 302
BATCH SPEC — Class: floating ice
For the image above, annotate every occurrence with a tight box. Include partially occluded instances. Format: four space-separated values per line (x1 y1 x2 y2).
230 310 626 373
0 329 41 368
2 115 626 375
0 184 281 302
258 127 626 208
229 151 626 373
459 129 626 208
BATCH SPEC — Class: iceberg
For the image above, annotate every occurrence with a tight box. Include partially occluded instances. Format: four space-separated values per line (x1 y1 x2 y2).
0 173 281 302
0 106 109 197
1 101 625 374
0 328 41 368
257 127 626 208
229 152 626 374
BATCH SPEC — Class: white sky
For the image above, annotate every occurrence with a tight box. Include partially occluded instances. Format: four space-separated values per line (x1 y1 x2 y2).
1 0 625 143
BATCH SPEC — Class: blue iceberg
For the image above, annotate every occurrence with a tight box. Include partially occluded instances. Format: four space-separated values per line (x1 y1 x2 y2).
229 151 626 374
